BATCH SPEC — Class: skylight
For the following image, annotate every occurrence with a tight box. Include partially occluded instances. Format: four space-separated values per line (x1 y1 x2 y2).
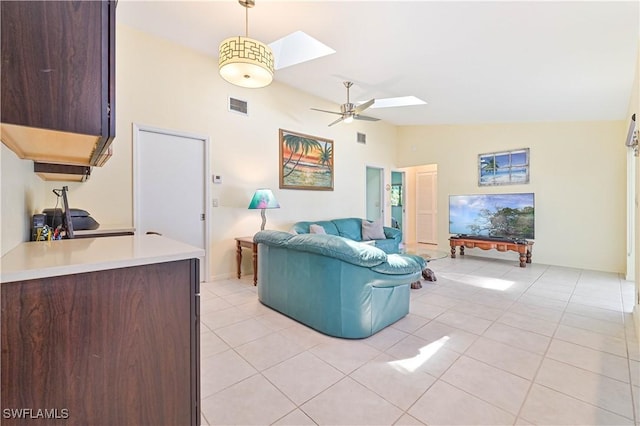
269 31 335 70
369 96 427 109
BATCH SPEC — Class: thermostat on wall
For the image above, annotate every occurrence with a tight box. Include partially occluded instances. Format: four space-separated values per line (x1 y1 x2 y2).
212 175 222 184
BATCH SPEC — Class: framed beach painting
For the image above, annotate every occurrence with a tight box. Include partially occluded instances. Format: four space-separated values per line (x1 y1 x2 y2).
478 148 530 186
279 129 334 191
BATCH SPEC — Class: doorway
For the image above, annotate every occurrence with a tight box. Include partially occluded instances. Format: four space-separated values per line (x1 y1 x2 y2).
391 170 406 240
416 168 438 244
133 124 210 281
366 166 384 222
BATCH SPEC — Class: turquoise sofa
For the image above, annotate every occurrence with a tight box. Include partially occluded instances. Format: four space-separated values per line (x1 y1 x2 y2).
291 217 402 254
254 230 425 339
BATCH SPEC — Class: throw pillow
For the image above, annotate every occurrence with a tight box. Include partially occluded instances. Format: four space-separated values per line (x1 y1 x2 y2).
362 219 385 240
309 224 326 234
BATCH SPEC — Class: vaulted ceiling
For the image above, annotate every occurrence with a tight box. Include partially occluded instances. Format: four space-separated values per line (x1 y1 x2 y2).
118 1 639 126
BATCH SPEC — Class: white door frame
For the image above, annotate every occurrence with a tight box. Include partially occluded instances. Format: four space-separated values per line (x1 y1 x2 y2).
132 123 211 282
391 169 407 242
627 147 636 281
365 165 385 223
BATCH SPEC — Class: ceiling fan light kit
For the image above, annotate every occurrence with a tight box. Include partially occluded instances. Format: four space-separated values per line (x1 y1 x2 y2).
312 81 381 126
218 0 274 88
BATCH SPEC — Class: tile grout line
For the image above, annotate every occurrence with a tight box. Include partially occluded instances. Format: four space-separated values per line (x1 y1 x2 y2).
200 265 636 425
515 268 636 423
511 263 573 424
619 272 639 426
399 261 542 424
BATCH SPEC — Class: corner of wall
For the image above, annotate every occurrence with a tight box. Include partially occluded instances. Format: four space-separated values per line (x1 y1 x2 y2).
0 144 46 256
634 40 640 331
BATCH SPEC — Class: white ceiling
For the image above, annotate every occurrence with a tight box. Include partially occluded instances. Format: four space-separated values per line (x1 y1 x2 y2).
117 0 639 126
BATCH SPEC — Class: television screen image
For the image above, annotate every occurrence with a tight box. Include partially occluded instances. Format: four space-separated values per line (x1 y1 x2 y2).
449 193 534 240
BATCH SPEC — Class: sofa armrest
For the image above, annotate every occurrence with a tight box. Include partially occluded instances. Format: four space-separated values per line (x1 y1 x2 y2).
370 254 424 275
400 253 427 269
254 230 294 247
383 226 401 241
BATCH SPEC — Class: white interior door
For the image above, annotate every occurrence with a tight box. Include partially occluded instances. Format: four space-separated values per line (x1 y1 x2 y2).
366 166 384 222
416 170 437 244
134 124 209 281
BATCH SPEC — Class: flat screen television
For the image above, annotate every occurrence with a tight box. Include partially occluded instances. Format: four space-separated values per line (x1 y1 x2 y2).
449 193 534 240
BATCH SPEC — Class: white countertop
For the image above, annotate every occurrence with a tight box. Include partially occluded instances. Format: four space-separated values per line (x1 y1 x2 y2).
1 235 205 283
74 227 135 236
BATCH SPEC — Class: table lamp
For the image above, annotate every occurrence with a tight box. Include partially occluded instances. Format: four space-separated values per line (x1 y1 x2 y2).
248 188 280 231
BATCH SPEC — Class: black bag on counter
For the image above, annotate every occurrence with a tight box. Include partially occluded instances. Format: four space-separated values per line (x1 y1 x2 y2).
42 208 100 231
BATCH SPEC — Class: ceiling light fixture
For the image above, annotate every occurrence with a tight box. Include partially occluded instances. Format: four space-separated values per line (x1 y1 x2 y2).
219 0 274 89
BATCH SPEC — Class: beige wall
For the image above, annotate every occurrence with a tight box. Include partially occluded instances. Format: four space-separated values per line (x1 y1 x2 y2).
397 121 627 273
1 23 635 281
34 25 399 280
0 145 45 255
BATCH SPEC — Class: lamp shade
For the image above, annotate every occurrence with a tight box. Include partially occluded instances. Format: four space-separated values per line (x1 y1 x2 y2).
248 189 279 209
219 36 274 88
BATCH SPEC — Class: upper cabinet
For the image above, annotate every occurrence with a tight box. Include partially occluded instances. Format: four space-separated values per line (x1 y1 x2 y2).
0 0 115 173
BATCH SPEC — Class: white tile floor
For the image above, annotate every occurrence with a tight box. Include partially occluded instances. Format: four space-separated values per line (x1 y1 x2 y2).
199 254 639 425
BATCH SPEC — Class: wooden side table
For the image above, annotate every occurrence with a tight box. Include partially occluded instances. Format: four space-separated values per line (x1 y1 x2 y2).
235 236 258 286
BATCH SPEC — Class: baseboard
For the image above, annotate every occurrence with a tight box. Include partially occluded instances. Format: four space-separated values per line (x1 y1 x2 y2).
208 272 236 282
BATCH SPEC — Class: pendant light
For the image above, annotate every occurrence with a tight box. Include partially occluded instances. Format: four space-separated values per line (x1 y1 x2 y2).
218 0 274 88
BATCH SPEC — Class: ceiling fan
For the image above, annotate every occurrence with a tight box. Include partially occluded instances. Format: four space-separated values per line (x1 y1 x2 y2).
311 81 381 127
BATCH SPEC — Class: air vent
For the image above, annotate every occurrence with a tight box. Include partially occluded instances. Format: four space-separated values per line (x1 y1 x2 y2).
228 97 248 115
357 132 366 144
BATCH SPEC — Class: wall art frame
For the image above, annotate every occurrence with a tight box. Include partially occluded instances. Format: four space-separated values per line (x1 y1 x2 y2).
478 148 530 186
279 129 334 191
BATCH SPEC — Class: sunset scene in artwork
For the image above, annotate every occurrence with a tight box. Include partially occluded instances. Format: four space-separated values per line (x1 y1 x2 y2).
280 130 333 190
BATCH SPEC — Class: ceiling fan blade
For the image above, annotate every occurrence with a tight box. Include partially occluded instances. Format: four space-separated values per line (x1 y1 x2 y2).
354 115 380 122
328 116 346 126
311 108 343 116
354 99 375 114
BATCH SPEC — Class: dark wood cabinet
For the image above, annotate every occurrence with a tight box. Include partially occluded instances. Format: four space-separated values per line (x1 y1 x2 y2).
1 259 200 425
0 0 115 169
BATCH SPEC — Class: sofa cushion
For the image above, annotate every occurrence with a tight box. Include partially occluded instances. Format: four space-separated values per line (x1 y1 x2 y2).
291 217 403 254
287 234 386 267
310 224 326 234
362 218 386 241
291 220 339 236
371 254 425 275
332 218 363 241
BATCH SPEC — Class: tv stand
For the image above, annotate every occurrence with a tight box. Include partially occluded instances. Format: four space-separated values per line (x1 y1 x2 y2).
449 236 533 267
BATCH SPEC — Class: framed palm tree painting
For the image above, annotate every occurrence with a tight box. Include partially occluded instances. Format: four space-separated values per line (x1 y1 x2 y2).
279 129 334 190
